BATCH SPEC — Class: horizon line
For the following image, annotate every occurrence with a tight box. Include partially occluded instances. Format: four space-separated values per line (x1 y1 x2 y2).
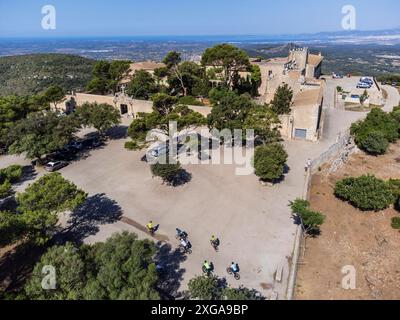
1 26 399 41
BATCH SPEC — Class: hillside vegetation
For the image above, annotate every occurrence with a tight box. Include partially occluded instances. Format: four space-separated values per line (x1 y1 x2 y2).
0 54 95 96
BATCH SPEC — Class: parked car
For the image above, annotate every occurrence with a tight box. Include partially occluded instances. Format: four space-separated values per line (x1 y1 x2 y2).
360 77 373 85
357 82 371 89
44 161 68 172
67 141 83 151
332 73 343 79
146 143 169 162
82 137 104 149
392 82 398 87
51 150 76 161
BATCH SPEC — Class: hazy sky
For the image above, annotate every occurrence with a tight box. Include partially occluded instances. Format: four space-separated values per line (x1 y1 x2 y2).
0 0 399 38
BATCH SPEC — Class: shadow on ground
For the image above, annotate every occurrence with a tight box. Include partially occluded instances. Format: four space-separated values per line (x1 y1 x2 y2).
155 242 187 299
60 193 123 244
0 242 46 294
107 125 128 140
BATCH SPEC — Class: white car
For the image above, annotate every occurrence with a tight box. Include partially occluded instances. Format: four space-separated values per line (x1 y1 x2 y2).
357 82 371 89
44 161 68 172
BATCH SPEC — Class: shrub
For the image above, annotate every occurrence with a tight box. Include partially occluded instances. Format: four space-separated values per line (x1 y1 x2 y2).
290 199 325 236
351 108 400 155
178 96 205 106
0 180 12 199
359 131 389 155
188 275 221 300
334 175 395 211
124 140 141 151
387 179 400 200
0 165 23 184
253 143 288 182
391 217 400 229
150 161 182 185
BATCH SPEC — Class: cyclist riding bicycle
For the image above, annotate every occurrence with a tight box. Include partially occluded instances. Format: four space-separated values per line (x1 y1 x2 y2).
230 262 239 273
176 228 187 239
146 221 154 232
210 235 219 245
203 260 212 272
180 238 189 249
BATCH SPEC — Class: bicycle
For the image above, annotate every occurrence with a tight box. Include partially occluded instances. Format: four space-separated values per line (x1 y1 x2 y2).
179 244 192 255
227 266 241 280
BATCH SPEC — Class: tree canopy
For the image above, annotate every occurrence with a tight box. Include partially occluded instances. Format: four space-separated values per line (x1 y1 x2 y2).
253 143 288 182
201 44 251 89
270 84 293 115
15 173 87 245
75 102 121 134
86 60 131 94
24 232 160 300
8 111 80 160
188 275 262 300
126 70 158 100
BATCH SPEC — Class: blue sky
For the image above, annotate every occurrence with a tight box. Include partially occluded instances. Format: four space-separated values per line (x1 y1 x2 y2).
0 0 399 38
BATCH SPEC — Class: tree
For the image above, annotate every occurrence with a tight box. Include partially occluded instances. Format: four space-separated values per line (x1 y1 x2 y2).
201 44 251 89
188 275 261 300
167 61 209 97
223 287 262 300
75 103 121 134
208 91 254 131
243 105 281 145
24 232 159 300
126 70 157 100
0 95 47 151
24 243 87 300
334 175 395 211
0 211 26 246
0 164 23 199
253 143 288 182
290 199 325 236
82 232 159 300
86 77 108 95
16 173 87 244
127 105 205 147
188 275 221 300
270 84 293 115
170 104 207 131
44 85 65 108
163 51 187 96
8 111 80 160
87 60 131 94
152 93 178 116
150 162 182 185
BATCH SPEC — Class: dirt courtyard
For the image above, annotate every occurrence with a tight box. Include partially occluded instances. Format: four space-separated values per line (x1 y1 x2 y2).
296 142 400 300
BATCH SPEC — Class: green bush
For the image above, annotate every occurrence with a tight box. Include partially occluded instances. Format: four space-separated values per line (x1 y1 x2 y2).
351 108 400 155
0 180 12 199
150 162 182 185
335 175 395 211
178 96 205 106
0 165 23 184
253 143 288 182
290 199 325 235
391 217 400 229
387 179 400 200
124 140 141 151
359 131 389 155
